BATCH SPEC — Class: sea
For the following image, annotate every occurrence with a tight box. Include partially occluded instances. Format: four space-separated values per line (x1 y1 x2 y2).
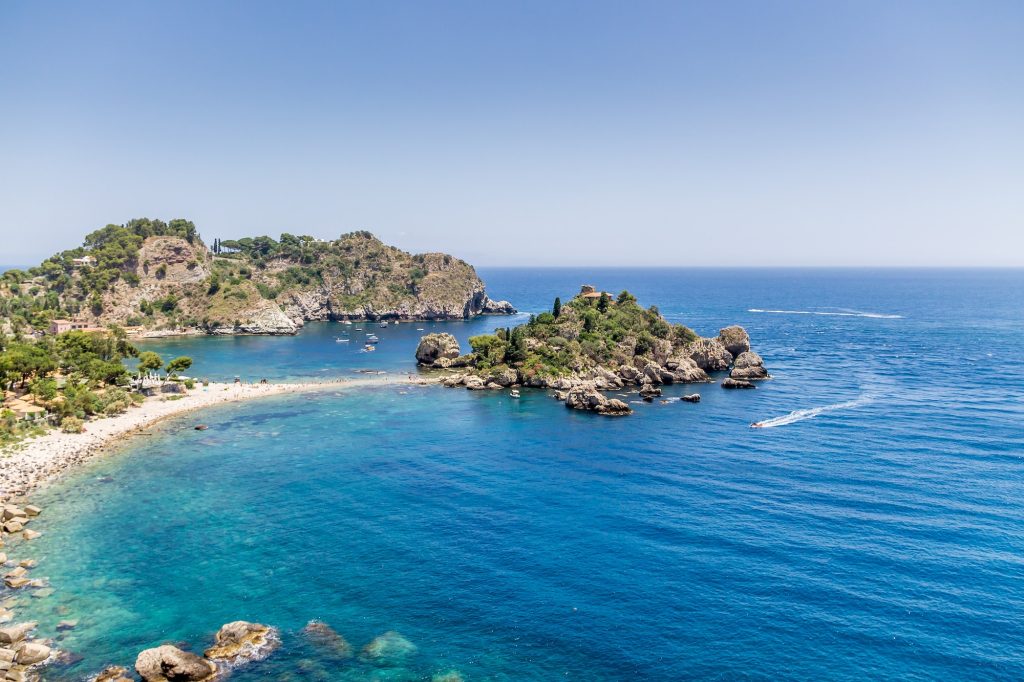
13 268 1024 681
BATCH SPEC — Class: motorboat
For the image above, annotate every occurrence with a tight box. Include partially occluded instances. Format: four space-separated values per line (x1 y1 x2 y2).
335 337 350 343
379 321 388 328
366 334 379 343
363 344 376 352
510 389 521 399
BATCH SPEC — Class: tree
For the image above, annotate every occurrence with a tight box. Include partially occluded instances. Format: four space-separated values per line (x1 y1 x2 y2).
166 356 193 377
137 351 163 379
597 292 610 313
553 297 561 318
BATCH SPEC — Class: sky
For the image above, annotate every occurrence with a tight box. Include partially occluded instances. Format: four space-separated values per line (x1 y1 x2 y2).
1 1 1022 267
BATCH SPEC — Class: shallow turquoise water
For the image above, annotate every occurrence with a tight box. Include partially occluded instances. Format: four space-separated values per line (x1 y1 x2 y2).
14 268 1024 680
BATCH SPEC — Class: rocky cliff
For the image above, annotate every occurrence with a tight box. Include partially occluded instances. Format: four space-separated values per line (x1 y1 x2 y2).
0 220 514 336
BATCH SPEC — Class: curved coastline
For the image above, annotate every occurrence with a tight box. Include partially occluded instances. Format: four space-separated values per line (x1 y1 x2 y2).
0 376 434 497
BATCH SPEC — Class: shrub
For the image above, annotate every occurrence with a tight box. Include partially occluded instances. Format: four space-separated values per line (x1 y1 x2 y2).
184 379 195 389
60 416 84 433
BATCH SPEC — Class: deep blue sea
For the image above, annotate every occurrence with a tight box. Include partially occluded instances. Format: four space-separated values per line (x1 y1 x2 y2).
14 268 1024 681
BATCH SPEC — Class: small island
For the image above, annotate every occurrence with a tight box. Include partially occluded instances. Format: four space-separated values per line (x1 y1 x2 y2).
416 285 770 415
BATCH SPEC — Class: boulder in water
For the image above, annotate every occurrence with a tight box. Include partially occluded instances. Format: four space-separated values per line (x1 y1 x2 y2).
680 394 701 403
564 383 633 416
203 621 277 663
722 378 755 389
135 645 217 682
730 351 770 380
415 333 461 366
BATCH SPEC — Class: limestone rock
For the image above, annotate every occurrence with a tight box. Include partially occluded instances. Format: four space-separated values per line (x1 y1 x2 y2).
135 645 217 682
722 377 755 389
203 621 277 663
415 333 461 366
730 351 770 380
617 364 642 384
564 383 632 416
302 620 352 658
22 506 40 518
680 393 701 403
665 356 710 383
0 622 35 644
14 643 50 665
718 325 751 358
463 376 486 390
687 338 733 372
639 382 662 400
481 297 517 314
21 530 40 541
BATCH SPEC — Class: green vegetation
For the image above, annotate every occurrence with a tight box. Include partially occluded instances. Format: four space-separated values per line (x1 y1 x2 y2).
0 326 190 444
0 217 197 331
461 289 698 381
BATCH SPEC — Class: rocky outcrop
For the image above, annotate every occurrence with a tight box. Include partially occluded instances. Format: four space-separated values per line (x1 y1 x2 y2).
135 645 217 682
564 383 632 416
680 393 701 402
722 377 755 389
687 338 733 372
203 621 277 663
718 325 751 358
208 303 299 336
415 333 461 366
665 356 710 383
730 351 770 380
302 620 352 658
481 297 517 314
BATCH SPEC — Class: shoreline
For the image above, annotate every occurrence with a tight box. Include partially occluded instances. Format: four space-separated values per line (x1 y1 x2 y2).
0 375 435 497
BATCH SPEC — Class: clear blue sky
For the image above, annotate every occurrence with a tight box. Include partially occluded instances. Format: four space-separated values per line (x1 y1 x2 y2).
1 1 1021 266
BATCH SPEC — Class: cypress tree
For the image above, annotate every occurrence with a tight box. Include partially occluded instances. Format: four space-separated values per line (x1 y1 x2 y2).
553 297 561 318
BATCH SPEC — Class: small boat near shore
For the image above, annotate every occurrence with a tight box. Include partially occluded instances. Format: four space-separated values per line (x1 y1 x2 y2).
510 389 521 399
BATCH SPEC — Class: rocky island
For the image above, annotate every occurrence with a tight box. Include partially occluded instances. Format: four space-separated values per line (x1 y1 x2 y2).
416 286 770 415
0 218 514 337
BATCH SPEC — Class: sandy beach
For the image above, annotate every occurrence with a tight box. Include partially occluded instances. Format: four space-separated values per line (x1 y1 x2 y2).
0 375 434 497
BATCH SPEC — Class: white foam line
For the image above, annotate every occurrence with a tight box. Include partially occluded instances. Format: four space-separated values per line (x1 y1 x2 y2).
754 396 872 428
748 308 902 319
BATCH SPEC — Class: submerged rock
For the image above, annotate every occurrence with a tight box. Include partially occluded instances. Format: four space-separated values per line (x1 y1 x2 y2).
301 620 352 658
729 351 770 380
416 333 461 366
360 630 417 662
722 378 755 389
203 621 278 663
135 645 217 682
432 672 465 682
95 666 135 682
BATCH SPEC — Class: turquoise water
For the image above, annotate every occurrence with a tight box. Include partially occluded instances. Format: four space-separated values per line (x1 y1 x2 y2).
15 268 1024 680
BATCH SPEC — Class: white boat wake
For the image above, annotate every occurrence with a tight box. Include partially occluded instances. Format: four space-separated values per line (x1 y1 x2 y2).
753 396 873 428
748 308 902 319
